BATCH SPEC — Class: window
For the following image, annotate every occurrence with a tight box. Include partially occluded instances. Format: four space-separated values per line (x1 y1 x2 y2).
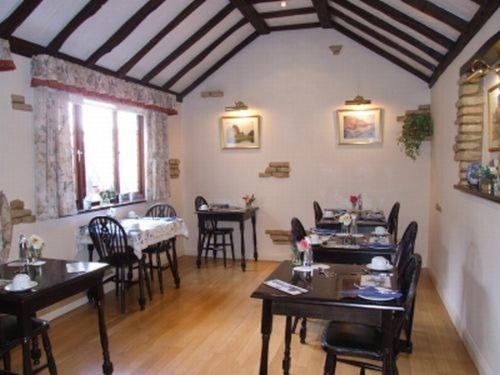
71 100 145 209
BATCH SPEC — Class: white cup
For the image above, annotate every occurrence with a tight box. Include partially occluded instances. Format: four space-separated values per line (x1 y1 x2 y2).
370 256 390 269
323 210 334 218
199 204 209 211
128 211 138 219
310 234 320 244
12 274 31 290
374 226 388 235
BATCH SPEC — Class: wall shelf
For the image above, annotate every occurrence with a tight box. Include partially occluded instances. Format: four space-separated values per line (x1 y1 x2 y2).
454 184 500 204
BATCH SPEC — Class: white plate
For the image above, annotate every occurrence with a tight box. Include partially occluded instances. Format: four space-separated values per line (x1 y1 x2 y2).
366 263 394 271
335 233 350 238
4 280 38 292
358 294 396 302
371 231 389 236
28 260 46 266
311 264 330 270
351 233 364 238
293 266 314 273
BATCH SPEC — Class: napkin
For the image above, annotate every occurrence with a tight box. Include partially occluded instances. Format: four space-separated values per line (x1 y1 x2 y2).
357 286 402 299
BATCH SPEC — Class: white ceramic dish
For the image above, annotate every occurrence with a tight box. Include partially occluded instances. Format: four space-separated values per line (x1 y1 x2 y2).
4 280 38 292
293 266 314 273
28 260 46 266
311 264 330 270
366 263 394 271
358 294 396 302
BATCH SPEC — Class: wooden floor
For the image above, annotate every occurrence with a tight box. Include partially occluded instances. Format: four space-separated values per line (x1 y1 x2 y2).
9 256 476 374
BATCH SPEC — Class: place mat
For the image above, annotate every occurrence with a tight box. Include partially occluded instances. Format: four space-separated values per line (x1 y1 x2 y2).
263 279 308 296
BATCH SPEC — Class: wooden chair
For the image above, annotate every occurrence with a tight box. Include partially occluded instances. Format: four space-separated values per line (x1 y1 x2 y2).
88 216 152 313
290 217 309 343
0 315 57 374
143 203 180 292
387 202 400 242
321 254 422 374
313 201 323 226
194 196 235 267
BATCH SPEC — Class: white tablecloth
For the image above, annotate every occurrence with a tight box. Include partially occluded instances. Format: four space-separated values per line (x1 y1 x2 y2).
77 217 189 259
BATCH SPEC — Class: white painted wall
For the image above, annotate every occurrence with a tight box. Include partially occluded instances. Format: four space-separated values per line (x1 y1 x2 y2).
0 54 185 315
181 28 431 263
429 9 500 375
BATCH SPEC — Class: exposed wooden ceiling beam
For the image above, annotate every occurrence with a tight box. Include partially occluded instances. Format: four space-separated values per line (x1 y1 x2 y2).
261 7 315 18
401 0 468 32
86 0 166 65
230 0 270 34
334 8 435 71
163 18 249 90
329 1 444 62
429 1 500 87
270 22 321 32
8 36 180 98
142 3 234 82
117 0 205 77
180 32 259 98
0 0 43 38
312 0 334 28
358 0 453 49
331 22 430 82
47 0 108 53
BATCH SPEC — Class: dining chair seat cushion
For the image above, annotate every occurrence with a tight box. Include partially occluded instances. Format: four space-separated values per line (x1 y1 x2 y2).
0 315 48 350
321 321 383 359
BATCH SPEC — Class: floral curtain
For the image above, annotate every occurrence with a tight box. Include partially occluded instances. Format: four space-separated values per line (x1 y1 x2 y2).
34 87 77 220
31 55 177 115
0 39 16 71
0 191 12 263
146 111 170 201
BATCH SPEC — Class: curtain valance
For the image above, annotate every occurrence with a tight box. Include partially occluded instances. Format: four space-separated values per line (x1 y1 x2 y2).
0 39 16 71
31 55 177 115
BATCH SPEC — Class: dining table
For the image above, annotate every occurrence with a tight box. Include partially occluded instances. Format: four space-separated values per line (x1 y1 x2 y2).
77 216 189 288
317 209 387 233
0 258 113 374
251 261 403 375
195 206 258 271
312 232 397 265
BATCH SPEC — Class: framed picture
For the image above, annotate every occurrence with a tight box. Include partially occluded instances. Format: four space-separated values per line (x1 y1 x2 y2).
488 83 500 152
336 108 383 145
220 116 260 149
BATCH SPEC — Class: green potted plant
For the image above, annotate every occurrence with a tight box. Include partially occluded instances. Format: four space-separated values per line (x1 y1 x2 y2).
397 113 433 160
479 165 498 195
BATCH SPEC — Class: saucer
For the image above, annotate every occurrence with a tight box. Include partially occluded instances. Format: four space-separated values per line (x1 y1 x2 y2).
28 260 46 266
293 266 314 273
4 280 38 292
366 263 394 271
358 294 396 302
311 264 330 270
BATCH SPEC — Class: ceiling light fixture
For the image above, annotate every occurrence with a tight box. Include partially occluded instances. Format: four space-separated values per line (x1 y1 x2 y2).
466 59 499 83
225 101 248 112
344 95 371 106
280 1 287 8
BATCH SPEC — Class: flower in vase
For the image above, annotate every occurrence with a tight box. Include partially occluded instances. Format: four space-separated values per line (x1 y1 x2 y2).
339 213 352 227
28 235 44 250
243 194 256 207
297 237 311 252
349 195 359 204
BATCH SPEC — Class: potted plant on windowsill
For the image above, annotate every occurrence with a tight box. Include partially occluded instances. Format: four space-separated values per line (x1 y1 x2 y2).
397 113 433 160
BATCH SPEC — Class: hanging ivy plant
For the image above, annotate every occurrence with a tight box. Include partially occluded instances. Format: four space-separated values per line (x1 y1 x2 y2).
397 113 433 160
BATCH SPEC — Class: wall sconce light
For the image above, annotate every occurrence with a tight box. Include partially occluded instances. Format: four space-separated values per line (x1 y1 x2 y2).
344 95 371 105
225 101 248 112
466 59 500 83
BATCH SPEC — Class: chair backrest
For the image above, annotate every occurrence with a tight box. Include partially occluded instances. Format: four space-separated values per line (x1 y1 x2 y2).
394 254 422 348
194 196 216 232
291 217 307 245
146 203 176 218
387 202 400 242
194 196 208 210
88 216 133 265
313 201 323 225
394 221 418 272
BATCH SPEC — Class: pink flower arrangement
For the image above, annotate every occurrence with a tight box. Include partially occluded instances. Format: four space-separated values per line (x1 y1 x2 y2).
349 195 359 204
297 237 311 252
243 194 256 207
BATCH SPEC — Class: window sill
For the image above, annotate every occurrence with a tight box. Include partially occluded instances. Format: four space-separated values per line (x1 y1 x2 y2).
77 199 147 215
454 185 500 204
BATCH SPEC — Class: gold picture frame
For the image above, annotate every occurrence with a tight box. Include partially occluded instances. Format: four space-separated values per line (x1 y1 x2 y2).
337 108 383 145
220 116 261 149
488 82 500 152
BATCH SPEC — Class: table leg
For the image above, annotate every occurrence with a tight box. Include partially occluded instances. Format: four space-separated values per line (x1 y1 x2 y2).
282 316 292 375
172 238 180 288
240 220 246 271
381 310 396 375
196 231 203 269
252 214 258 261
259 300 273 375
94 284 113 374
18 310 33 375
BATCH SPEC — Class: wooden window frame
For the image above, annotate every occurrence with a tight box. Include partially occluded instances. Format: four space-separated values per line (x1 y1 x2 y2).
72 102 145 210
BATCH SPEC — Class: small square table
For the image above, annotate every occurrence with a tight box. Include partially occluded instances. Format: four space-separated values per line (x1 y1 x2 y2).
0 259 112 374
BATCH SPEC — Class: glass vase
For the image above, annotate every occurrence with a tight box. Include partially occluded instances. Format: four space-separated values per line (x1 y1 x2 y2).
291 249 301 266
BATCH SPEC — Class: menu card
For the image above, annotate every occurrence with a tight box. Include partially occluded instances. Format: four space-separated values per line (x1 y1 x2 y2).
264 279 308 295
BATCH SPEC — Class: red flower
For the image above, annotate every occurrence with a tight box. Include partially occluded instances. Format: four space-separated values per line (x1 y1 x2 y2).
349 195 358 203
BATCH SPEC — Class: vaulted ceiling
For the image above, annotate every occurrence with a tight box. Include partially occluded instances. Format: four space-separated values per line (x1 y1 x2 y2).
0 0 498 101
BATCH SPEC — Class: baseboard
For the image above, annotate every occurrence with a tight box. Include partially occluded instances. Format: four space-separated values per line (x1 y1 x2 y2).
428 268 493 375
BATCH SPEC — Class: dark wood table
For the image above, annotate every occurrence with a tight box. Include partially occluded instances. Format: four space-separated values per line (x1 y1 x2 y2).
317 209 387 233
313 233 397 265
196 207 258 271
0 259 113 375
251 261 403 375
